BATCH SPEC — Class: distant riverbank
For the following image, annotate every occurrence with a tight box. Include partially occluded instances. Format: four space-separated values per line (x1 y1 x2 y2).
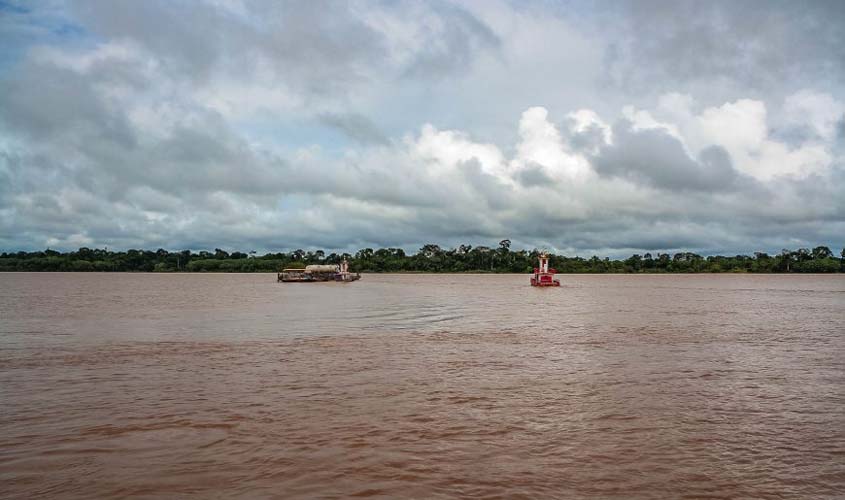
2 245 843 273
3 269 845 274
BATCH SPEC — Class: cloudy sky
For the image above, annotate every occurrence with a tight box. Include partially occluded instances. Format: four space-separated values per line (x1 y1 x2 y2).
1 0 844 256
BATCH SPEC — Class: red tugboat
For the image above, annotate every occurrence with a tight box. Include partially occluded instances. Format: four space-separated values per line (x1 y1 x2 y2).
530 252 560 286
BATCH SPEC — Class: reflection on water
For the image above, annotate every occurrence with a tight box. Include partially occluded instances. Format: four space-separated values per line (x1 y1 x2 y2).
1 273 844 498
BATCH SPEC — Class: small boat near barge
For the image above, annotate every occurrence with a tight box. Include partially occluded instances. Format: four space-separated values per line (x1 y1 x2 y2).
277 260 360 283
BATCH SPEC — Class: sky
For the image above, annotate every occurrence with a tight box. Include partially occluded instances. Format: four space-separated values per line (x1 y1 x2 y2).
1 0 844 256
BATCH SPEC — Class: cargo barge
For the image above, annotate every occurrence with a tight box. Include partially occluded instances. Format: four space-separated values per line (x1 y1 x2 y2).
277 260 360 283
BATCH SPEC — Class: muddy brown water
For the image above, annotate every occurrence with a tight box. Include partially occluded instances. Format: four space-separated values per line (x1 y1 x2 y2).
1 273 844 499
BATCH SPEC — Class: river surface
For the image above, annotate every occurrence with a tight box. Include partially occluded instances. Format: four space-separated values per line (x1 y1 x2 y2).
1 273 844 499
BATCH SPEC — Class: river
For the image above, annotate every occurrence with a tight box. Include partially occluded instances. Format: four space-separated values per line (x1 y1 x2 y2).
1 273 843 498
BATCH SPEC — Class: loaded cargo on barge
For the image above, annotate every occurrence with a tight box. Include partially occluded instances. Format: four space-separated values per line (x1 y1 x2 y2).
277 260 360 283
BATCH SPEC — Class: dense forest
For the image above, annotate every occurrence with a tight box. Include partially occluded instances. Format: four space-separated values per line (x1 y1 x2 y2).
1 241 844 273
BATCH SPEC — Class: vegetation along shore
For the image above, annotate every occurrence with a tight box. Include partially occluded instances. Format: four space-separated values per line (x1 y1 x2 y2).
2 242 844 273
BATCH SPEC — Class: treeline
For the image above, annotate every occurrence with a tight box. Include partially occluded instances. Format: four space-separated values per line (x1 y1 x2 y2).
1 241 844 273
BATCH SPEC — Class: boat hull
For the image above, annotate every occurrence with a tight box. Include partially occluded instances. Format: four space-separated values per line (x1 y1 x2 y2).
278 272 361 283
531 277 560 286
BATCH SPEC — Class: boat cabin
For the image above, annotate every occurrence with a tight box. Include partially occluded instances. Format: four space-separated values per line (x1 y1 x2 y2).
530 253 560 287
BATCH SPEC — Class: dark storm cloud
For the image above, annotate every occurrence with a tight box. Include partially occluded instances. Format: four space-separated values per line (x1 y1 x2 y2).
67 0 390 102
456 159 514 210
71 0 234 78
0 61 284 199
399 2 501 79
515 163 555 188
70 0 500 95
592 122 740 192
567 122 609 155
602 0 845 91
0 61 135 147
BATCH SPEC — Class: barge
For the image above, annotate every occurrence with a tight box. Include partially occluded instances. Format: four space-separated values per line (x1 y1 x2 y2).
278 260 360 283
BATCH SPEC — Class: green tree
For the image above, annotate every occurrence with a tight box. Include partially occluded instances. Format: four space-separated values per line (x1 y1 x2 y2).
812 246 833 259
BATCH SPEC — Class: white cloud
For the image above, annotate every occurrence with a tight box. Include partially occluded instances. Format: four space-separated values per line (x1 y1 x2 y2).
622 105 682 140
511 107 592 182
412 124 508 179
783 90 845 141
642 96 838 180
